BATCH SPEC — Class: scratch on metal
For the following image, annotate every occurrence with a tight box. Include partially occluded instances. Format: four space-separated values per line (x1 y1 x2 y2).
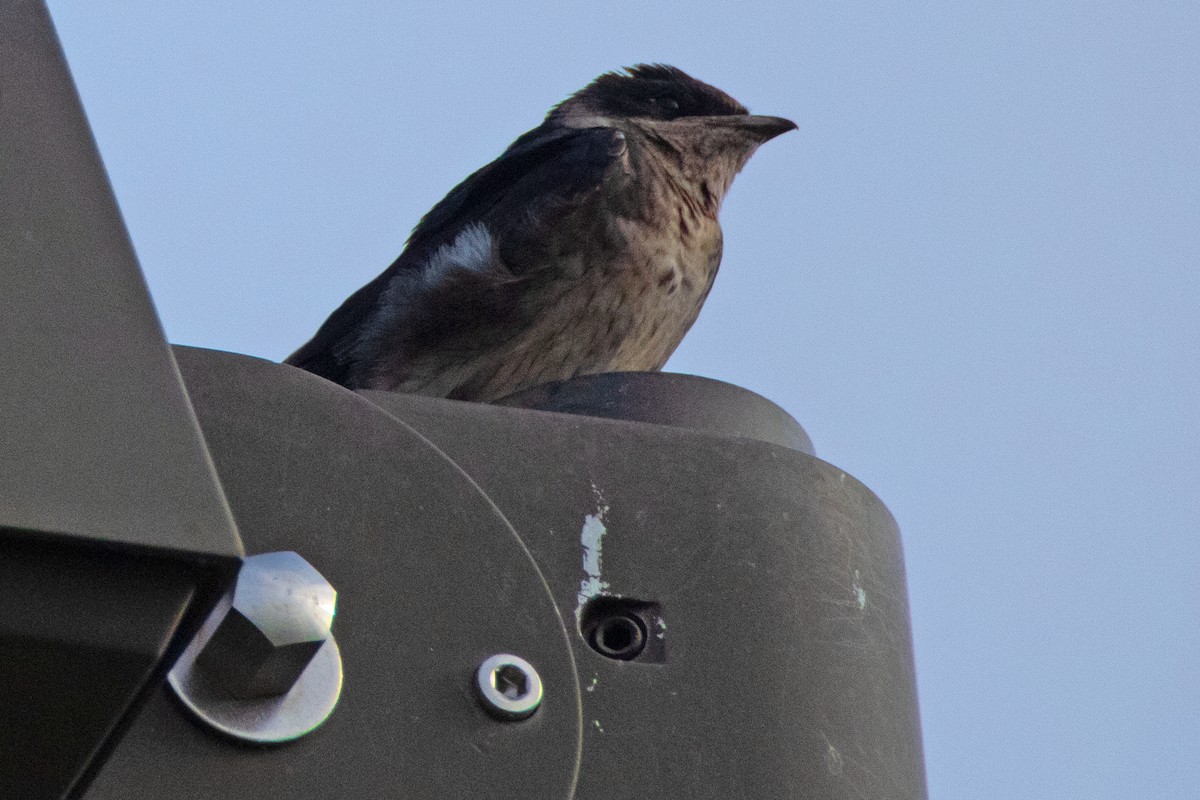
852 569 867 610
576 484 611 623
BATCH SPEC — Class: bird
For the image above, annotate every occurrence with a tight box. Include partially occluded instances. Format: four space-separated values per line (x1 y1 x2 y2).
286 64 795 402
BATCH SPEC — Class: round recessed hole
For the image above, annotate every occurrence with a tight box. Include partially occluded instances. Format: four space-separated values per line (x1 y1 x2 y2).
588 613 647 660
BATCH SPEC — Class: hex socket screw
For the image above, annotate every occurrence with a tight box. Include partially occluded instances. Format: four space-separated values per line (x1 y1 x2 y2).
475 654 543 721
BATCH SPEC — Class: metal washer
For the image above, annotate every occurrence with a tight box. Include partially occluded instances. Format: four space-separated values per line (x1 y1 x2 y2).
475 653 543 720
168 594 344 744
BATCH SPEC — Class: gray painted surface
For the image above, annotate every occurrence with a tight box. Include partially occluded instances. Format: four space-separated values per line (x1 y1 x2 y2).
0 5 240 796
87 349 924 799
0 0 239 559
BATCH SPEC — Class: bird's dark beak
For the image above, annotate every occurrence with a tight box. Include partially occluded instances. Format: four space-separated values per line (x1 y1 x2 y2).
736 114 798 143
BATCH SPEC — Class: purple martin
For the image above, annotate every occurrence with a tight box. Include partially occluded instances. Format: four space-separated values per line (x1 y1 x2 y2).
286 64 795 401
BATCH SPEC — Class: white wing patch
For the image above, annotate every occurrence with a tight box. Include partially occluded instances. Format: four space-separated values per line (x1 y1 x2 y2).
348 222 497 381
423 223 494 283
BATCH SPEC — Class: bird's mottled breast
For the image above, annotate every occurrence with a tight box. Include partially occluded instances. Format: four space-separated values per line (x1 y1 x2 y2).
551 143 724 372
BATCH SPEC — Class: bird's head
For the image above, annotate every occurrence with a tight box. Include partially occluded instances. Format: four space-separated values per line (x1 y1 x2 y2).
549 64 796 208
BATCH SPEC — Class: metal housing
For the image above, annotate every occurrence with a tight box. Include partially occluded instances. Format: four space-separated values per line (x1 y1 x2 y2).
81 350 926 799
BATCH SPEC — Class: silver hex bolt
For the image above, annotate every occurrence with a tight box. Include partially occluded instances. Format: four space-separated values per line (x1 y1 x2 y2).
195 550 336 699
475 653 543 720
168 551 343 744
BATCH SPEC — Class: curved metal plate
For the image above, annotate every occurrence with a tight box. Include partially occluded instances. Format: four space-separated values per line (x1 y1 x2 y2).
367 387 926 799
494 371 815 454
85 348 582 800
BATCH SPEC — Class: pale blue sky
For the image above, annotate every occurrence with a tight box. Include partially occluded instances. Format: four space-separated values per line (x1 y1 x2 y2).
48 3 1199 797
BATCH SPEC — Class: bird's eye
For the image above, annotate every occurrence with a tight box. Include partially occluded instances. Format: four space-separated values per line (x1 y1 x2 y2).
647 96 681 116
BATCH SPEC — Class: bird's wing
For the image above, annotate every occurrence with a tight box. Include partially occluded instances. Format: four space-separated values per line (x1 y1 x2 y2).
285 125 627 388
407 124 628 267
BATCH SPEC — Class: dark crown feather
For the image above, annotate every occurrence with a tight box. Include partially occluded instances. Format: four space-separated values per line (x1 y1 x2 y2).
550 64 748 121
